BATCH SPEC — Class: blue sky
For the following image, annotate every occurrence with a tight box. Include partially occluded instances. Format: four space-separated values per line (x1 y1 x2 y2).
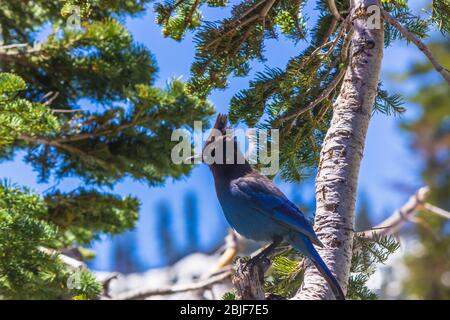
0 1 430 271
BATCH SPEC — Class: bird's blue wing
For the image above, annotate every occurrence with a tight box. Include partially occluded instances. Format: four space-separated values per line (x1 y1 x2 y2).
230 173 323 247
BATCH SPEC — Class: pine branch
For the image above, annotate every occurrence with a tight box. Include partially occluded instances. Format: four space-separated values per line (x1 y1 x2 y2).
39 247 86 270
18 134 113 172
204 0 277 50
0 42 43 56
381 8 450 85
281 66 346 123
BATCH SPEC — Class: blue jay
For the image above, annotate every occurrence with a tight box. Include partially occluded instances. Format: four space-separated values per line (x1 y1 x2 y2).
191 114 344 300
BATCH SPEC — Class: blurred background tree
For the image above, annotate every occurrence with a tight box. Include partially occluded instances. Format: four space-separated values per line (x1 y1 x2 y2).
155 200 181 265
183 191 200 255
401 39 450 299
355 195 374 232
0 0 213 299
111 229 142 274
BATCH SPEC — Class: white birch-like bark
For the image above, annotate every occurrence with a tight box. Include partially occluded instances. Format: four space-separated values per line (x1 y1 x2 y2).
295 0 384 300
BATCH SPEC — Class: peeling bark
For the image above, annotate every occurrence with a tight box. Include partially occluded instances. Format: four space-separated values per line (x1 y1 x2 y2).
295 0 384 300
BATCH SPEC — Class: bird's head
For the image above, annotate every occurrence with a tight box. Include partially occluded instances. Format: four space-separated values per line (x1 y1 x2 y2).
186 114 247 168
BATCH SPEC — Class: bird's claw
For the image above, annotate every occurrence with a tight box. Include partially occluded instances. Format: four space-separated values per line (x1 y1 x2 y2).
242 256 270 272
242 258 256 271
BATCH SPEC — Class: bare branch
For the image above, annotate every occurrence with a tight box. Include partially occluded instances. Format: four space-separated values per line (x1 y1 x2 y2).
0 42 43 56
423 202 450 219
39 247 86 269
381 9 450 85
42 92 60 107
51 109 82 113
0 43 29 50
319 17 338 47
327 0 342 21
101 273 120 298
358 186 449 241
358 186 430 238
114 269 232 300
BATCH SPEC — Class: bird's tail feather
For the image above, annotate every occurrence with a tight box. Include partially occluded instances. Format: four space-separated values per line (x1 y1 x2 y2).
309 247 345 300
289 234 345 300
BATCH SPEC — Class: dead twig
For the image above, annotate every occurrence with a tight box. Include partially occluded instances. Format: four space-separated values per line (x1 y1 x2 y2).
358 186 431 238
327 0 342 21
359 186 450 239
423 202 450 219
114 269 232 300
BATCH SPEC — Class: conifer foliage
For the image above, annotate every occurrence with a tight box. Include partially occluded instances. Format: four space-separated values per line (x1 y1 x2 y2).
155 0 449 181
154 0 449 299
1 0 448 300
0 0 213 299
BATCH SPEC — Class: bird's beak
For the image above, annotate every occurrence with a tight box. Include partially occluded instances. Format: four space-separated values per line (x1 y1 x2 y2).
184 154 202 164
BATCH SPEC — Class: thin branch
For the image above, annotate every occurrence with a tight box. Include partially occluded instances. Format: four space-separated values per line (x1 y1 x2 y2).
204 0 277 50
39 91 55 103
282 66 347 123
319 17 338 47
358 186 430 238
279 16 352 123
381 9 450 85
114 269 232 300
18 134 113 171
53 120 138 143
0 43 29 50
184 0 200 26
238 0 268 21
0 42 43 56
39 247 86 269
51 109 82 113
42 92 60 107
324 18 349 56
327 0 342 21
423 202 450 219
260 0 277 18
40 247 119 299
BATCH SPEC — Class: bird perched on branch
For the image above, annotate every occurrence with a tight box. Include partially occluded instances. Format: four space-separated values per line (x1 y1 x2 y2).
188 114 344 300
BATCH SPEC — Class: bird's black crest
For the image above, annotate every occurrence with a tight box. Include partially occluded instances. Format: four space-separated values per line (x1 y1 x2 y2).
213 114 228 135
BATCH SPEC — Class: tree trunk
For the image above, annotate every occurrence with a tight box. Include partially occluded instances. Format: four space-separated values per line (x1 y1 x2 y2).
295 0 384 300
